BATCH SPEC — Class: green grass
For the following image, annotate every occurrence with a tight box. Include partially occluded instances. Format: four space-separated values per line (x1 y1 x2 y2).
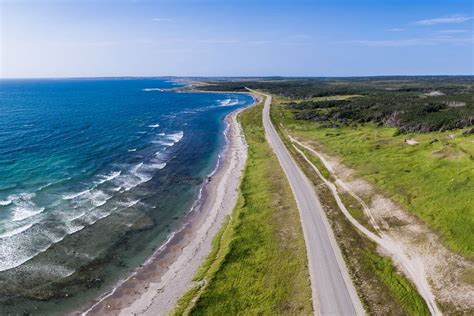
293 143 331 180
338 191 371 228
292 143 377 232
192 216 230 282
363 251 430 315
292 94 362 103
273 96 474 258
269 104 430 315
173 98 313 315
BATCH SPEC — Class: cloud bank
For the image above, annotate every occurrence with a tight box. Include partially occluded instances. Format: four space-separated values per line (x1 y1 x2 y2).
416 15 472 25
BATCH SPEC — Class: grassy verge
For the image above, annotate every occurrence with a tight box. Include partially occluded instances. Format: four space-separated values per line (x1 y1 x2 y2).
270 97 430 316
173 98 313 315
293 143 331 179
273 96 474 258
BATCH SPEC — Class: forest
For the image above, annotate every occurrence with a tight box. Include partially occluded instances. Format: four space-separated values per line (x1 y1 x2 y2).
196 77 474 133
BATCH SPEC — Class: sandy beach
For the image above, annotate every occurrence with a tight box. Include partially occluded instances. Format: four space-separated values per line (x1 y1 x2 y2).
79 105 250 315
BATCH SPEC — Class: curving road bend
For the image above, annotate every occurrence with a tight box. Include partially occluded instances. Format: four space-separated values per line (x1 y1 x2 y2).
255 90 365 315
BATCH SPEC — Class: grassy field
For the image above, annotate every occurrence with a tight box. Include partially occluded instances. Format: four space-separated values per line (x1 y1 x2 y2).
273 96 474 258
173 99 313 315
270 106 430 315
291 94 362 103
197 77 474 133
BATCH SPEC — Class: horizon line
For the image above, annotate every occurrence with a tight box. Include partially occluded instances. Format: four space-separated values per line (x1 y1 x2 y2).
1 74 474 80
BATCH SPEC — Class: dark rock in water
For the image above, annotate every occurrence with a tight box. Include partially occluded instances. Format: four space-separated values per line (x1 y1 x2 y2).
462 127 474 136
130 214 155 231
117 261 127 268
173 176 201 185
0 79 255 315
86 277 103 289
429 138 439 144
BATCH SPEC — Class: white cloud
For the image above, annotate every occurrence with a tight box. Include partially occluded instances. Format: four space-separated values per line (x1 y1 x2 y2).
438 29 469 34
247 40 273 45
387 28 405 32
286 34 312 41
415 15 472 25
346 37 473 47
196 39 239 44
152 17 172 22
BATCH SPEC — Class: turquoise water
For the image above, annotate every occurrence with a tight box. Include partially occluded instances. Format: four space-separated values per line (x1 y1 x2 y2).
0 78 253 313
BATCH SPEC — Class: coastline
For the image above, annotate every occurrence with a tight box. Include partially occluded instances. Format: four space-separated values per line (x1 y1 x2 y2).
79 97 254 315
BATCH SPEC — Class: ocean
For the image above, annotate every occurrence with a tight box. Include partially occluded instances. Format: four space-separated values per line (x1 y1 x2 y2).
0 78 253 314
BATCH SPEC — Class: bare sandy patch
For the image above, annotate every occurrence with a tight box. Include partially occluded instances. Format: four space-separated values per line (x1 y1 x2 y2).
445 101 466 108
370 195 474 310
405 138 419 145
425 91 445 96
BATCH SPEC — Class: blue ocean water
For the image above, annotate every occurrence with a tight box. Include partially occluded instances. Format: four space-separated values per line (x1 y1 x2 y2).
0 78 253 312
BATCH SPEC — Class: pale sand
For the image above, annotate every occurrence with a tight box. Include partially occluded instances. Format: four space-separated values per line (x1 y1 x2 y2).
405 138 419 145
79 107 250 315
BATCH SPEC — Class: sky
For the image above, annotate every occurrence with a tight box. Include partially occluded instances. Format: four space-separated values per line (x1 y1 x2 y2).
1 0 473 78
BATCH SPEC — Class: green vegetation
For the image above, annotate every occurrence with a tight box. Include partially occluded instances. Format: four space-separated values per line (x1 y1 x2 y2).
271 105 430 316
362 251 430 316
338 191 370 228
204 75 473 256
295 144 331 179
186 77 473 313
273 96 474 257
291 93 473 133
196 76 473 98
196 77 474 133
174 99 312 315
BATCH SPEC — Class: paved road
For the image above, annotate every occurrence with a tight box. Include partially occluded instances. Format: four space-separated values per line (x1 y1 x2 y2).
258 91 364 315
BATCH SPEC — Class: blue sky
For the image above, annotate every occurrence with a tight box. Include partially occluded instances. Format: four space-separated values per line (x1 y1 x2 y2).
1 0 472 78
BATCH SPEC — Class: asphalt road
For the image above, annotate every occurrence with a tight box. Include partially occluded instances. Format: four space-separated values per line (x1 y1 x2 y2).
258 91 364 315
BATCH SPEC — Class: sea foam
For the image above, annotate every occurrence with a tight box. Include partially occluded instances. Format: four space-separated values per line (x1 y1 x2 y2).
0 78 252 292
219 98 239 106
0 198 13 206
96 171 122 185
142 88 164 92
5 193 45 222
152 131 184 147
0 223 34 239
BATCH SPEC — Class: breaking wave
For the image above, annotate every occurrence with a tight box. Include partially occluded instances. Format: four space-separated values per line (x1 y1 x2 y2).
0 129 184 272
219 98 239 106
142 88 164 92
